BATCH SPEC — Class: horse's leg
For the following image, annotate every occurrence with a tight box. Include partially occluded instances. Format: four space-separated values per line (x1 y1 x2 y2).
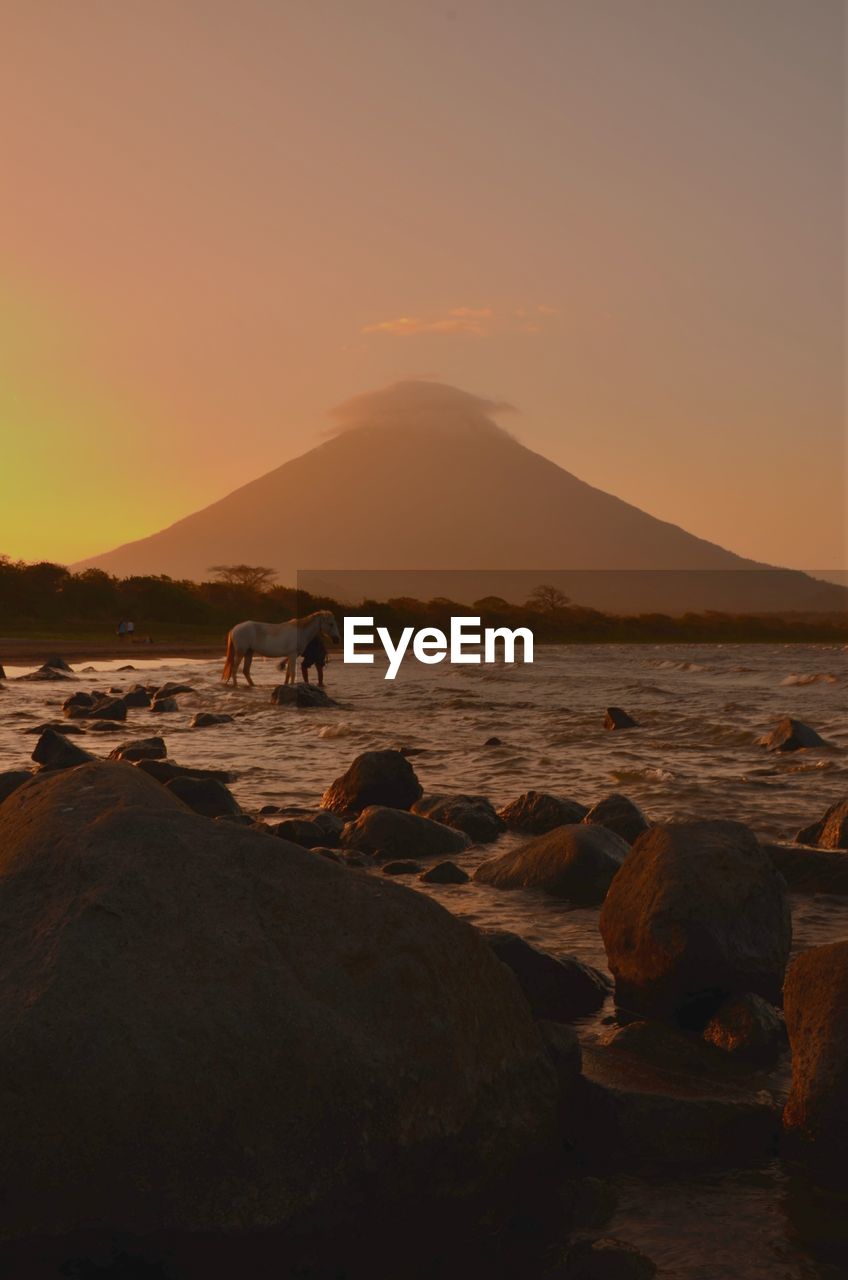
243 648 255 687
285 656 294 685
231 648 241 688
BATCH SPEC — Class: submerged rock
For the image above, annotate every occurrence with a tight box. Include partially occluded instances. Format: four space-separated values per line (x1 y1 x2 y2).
419 860 470 885
783 940 848 1174
0 762 557 1241
583 793 650 845
43 654 73 671
25 721 86 736
484 930 610 1021
761 717 828 752
474 824 627 905
322 749 422 816
762 841 848 895
17 664 74 682
123 685 152 709
413 793 504 843
153 682 195 699
164 776 241 819
603 706 639 731
271 684 339 708
600 820 791 1024
109 736 167 763
381 860 423 876
795 799 848 851
135 759 231 785
703 993 786 1063
150 695 179 713
31 728 95 771
498 791 587 834
341 805 470 861
272 818 330 849
190 711 234 728
64 694 127 722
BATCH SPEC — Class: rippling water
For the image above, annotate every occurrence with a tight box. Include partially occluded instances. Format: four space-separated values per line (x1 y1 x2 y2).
2 642 847 1277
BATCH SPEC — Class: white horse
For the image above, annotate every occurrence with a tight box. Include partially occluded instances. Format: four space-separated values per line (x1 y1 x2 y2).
221 609 341 688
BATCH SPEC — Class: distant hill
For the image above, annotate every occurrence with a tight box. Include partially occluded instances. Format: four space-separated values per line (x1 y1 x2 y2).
76 381 847 615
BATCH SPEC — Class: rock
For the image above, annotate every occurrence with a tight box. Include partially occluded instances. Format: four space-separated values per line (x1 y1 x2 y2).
761 717 828 752
135 759 231 784
272 818 329 849
31 728 95 771
474 825 628 905
43 654 73 671
86 697 128 722
795 798 848 850
269 808 344 843
419 861 470 885
783 941 848 1172
123 685 152 709
484 736 503 746
164 777 241 818
498 791 588 834
109 737 167 763
703 993 786 1062
322 750 423 816
537 1020 582 1095
583 793 650 845
25 722 86 735
600 1019 729 1076
153 682 195 699
0 664 5 679
62 690 97 714
0 771 33 805
381 860 423 876
412 793 504 843
190 712 234 728
762 841 848 895
341 805 471 861
557 1237 657 1279
16 664 74 682
116 664 136 672
483 931 610 1021
150 696 179 713
0 762 557 1240
271 684 339 708
599 820 791 1024
603 706 639 731
565 1040 780 1169
88 721 124 733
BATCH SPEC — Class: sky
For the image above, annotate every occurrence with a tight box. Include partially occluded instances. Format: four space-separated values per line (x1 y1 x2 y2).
1 0 845 571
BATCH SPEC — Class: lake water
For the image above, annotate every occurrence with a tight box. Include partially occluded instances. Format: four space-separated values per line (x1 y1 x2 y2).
1 642 847 1277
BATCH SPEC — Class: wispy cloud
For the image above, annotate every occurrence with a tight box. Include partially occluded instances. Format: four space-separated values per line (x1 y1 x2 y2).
361 304 557 339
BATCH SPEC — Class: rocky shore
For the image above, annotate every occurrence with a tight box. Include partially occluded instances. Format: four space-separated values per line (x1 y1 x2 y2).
0 659 846 1277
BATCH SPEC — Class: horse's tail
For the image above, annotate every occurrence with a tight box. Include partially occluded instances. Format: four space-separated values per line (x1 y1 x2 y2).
221 630 235 683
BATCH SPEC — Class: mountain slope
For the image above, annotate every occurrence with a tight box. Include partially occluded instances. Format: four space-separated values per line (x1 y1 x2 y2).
76 382 846 614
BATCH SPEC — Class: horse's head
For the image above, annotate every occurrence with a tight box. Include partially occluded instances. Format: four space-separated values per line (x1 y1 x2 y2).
319 611 341 645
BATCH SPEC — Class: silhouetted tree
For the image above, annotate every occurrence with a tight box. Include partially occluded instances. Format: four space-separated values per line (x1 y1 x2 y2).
526 584 571 614
208 564 277 591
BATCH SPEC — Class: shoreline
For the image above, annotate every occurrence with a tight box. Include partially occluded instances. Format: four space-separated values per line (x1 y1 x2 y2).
0 639 224 664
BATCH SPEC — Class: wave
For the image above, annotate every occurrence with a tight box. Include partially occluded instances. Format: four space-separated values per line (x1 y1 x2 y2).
780 673 839 686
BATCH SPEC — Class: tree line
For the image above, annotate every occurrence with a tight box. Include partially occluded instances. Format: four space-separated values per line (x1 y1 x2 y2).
1 558 845 643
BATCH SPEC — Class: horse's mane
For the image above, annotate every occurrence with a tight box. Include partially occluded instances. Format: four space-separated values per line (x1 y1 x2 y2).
289 609 333 625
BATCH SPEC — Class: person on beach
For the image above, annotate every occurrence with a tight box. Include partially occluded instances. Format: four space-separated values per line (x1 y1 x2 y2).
300 634 328 686
116 620 127 639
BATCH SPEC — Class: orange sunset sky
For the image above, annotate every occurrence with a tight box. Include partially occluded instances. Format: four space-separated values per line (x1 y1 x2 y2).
1 0 845 571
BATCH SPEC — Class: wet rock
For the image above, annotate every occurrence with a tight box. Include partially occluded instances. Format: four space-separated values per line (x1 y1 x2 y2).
164 776 241 819
795 799 848 851
484 930 610 1021
87 697 128 722
341 805 470 861
150 696 179 713
64 694 127 722
116 664 136 672
322 749 423 817
474 824 627 905
583 793 650 845
703 993 786 1063
783 940 848 1173
556 1237 657 1279
537 1021 582 1096
603 707 639 731
88 721 123 733
484 736 503 746
762 842 848 895
419 860 470 885
191 711 234 728
272 818 329 849
43 654 73 672
25 722 86 735
413 793 504 843
0 761 557 1240
0 664 5 679
135 759 231 785
123 685 152 709
16 664 74 682
271 808 344 843
600 820 791 1024
153 682 195 699
761 717 828 752
0 771 33 805
109 737 167 763
63 691 97 714
271 684 339 708
381 860 423 876
498 791 588 835
31 728 95 771
566 1040 780 1169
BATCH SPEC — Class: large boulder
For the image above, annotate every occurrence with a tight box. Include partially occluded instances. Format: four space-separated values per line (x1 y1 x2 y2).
322 750 422 816
761 717 828 752
0 771 33 805
600 821 791 1024
0 762 557 1242
109 736 167 763
474 824 628 905
583 794 650 845
783 941 848 1172
483 931 610 1021
497 791 587 834
341 805 471 861
795 799 848 851
413 793 504 843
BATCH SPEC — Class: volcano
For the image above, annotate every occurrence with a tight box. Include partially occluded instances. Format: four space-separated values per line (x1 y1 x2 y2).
76 381 845 614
